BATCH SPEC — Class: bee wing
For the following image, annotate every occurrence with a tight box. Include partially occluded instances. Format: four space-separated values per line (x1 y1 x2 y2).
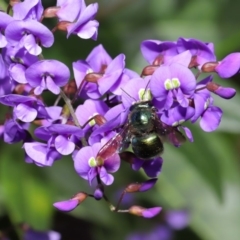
154 117 186 147
96 124 130 161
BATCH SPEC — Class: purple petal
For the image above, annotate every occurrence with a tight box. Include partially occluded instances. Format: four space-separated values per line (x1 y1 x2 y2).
5 20 54 48
9 64 28 84
87 44 112 72
99 167 114 185
169 63 196 94
215 52 240 78
140 40 178 64
67 3 99 39
142 157 163 178
25 60 70 94
161 106 195 126
181 126 193 142
55 135 75 155
73 146 94 179
23 142 61 166
200 106 223 132
53 199 79 212
13 0 44 21
104 154 121 173
14 103 37 122
139 178 158 192
24 34 41 55
56 0 82 22
142 207 162 218
131 157 144 171
213 86 236 99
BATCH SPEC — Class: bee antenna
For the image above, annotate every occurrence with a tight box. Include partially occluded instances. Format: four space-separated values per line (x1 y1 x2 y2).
121 88 137 103
142 79 151 100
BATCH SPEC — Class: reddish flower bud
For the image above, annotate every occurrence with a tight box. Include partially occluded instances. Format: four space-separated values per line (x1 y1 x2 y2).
43 7 60 18
129 205 162 218
141 65 159 76
56 21 71 32
206 82 236 99
201 62 218 73
85 73 102 83
125 178 158 193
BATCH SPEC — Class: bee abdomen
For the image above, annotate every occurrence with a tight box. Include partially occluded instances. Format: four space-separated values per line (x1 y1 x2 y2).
132 133 163 160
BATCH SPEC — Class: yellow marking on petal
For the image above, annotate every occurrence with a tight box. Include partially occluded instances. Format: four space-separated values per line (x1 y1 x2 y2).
88 157 97 167
164 78 180 90
88 113 98 127
139 88 152 101
172 78 181 88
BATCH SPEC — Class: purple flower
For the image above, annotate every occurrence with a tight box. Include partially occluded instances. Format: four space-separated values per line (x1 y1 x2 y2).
0 12 14 48
35 124 83 155
132 157 163 178
75 99 109 132
150 63 196 109
13 0 44 21
73 141 120 185
97 54 128 96
25 60 70 95
215 52 240 78
141 40 178 65
23 142 62 166
73 44 112 98
56 0 82 22
5 20 54 55
3 119 28 144
177 38 216 68
160 105 195 126
192 81 223 132
0 94 49 122
66 2 99 40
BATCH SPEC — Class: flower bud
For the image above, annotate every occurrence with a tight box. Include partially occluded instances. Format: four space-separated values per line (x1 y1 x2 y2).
85 73 102 83
201 62 218 73
53 192 88 212
129 205 162 218
125 178 158 193
141 65 159 76
94 184 104 200
206 82 236 99
43 7 59 18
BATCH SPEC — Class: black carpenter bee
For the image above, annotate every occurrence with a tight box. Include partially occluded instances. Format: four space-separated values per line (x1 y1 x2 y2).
95 100 186 161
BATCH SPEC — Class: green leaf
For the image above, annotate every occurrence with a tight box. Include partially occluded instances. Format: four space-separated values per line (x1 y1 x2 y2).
0 144 54 230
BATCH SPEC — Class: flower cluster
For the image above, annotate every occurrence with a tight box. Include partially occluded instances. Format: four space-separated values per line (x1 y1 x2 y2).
0 0 238 218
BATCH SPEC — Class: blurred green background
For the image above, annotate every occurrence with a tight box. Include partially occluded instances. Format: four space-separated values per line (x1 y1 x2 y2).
0 0 240 239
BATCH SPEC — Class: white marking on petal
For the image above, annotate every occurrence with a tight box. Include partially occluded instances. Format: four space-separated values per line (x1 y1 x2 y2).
86 68 93 74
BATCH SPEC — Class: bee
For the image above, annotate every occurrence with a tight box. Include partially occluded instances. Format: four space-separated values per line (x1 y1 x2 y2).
95 100 186 161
